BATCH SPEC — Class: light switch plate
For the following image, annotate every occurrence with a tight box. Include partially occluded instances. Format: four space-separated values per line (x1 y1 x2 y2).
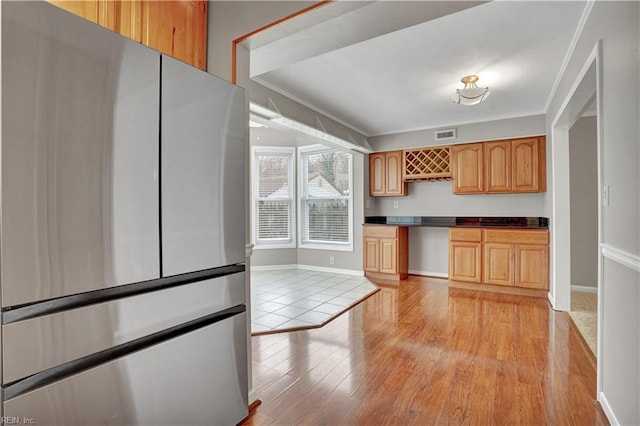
393 200 399 209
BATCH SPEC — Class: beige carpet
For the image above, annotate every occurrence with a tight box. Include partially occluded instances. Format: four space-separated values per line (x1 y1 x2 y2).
570 291 597 355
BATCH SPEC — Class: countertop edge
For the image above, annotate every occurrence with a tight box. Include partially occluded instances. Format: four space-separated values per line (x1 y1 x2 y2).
363 216 549 229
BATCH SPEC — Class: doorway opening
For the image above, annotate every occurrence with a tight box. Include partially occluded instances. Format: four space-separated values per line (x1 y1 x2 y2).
568 99 598 356
551 42 603 392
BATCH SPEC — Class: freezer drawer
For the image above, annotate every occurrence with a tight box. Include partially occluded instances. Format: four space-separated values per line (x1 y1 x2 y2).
3 271 245 384
1 2 161 307
161 56 246 276
4 313 249 426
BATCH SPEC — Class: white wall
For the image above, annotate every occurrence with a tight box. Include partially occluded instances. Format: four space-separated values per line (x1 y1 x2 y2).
545 2 640 424
207 1 315 82
368 114 545 151
569 116 598 289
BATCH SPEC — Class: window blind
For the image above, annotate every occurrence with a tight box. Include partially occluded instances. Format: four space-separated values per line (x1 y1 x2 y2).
255 151 293 243
301 150 351 245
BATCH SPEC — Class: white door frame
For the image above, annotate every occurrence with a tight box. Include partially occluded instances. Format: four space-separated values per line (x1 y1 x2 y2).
550 40 604 396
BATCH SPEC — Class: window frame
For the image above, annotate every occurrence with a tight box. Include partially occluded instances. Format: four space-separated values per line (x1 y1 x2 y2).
297 145 354 251
251 146 296 249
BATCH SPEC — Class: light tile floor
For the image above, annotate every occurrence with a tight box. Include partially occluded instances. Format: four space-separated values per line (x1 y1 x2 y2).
250 269 379 334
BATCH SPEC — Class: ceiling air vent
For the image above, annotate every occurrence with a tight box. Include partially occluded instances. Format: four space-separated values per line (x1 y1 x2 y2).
435 128 456 141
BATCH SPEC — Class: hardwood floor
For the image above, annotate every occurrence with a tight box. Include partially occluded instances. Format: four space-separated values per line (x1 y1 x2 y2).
243 276 608 425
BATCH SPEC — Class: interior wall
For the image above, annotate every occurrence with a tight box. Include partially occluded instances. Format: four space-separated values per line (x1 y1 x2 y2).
207 1 315 82
368 114 545 151
569 115 598 288
545 2 640 424
408 227 449 276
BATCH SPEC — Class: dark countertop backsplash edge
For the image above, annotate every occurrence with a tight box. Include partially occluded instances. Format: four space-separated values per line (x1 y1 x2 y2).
364 216 549 229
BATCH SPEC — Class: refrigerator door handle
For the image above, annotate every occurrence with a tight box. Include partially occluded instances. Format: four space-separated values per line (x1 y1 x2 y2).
3 304 246 401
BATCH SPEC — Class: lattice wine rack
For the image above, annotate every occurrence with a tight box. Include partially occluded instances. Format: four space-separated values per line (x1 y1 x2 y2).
402 146 452 182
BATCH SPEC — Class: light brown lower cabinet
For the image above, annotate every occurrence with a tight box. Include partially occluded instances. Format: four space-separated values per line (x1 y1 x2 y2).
363 225 408 282
449 228 549 290
515 244 549 289
449 228 483 282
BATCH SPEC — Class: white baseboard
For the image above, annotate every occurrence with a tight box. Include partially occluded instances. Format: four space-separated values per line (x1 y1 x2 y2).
547 292 556 309
571 284 598 293
408 270 448 279
599 391 621 426
250 264 298 271
250 263 364 276
297 264 364 276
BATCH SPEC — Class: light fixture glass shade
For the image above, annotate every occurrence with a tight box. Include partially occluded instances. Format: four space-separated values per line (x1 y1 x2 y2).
451 75 490 105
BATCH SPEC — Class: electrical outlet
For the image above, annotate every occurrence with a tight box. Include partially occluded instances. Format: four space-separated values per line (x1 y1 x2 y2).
329 256 335 265
393 200 399 209
603 185 610 206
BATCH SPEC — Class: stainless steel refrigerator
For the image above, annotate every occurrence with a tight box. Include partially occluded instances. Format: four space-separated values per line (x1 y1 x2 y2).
1 2 248 424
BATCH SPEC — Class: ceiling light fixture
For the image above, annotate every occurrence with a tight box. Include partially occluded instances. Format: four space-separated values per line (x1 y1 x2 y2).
451 75 490 105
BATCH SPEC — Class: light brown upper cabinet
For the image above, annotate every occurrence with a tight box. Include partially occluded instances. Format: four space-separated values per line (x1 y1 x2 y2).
512 137 546 192
369 151 408 197
402 146 452 181
141 1 208 71
452 136 546 194
47 1 207 71
451 143 484 193
484 140 511 192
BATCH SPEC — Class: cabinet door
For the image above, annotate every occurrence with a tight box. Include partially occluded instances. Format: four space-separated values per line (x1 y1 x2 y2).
379 238 398 274
47 0 99 23
385 151 406 196
141 0 208 70
484 243 514 286
484 141 511 192
452 143 484 193
369 153 386 196
512 138 541 192
449 242 482 282
105 1 143 42
364 238 380 272
516 245 549 289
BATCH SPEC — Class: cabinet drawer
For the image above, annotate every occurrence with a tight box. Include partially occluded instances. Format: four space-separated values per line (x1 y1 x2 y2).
363 225 398 239
484 229 548 245
449 228 483 242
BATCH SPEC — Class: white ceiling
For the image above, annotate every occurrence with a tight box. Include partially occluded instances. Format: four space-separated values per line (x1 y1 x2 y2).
246 1 587 137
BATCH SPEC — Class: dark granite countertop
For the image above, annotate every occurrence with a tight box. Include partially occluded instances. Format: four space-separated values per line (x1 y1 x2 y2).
364 216 549 229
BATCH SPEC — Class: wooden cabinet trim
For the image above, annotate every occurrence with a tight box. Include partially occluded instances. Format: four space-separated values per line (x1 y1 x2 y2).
449 228 483 242
363 225 398 239
484 229 549 245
